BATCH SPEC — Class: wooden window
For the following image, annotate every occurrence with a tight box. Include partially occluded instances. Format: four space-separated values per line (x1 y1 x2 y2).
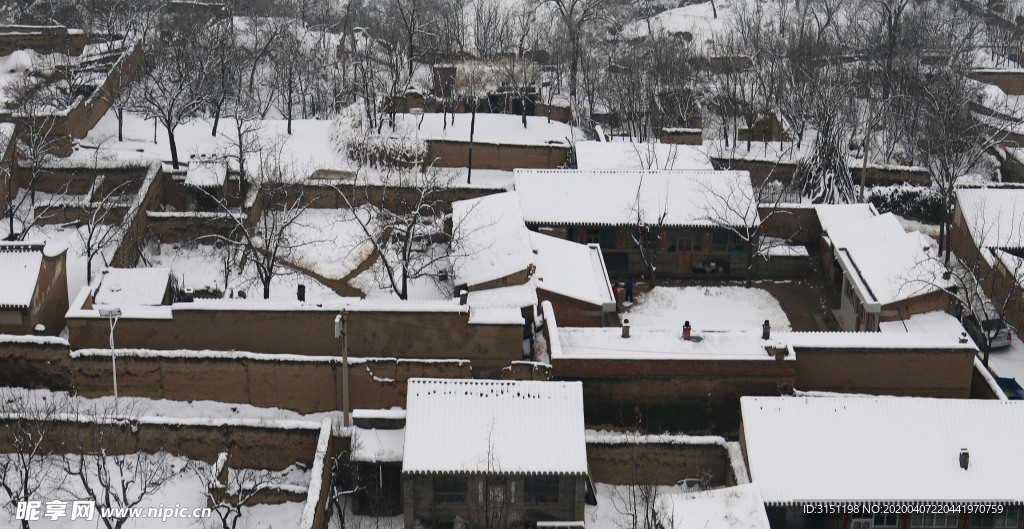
524 476 559 503
599 229 618 250
433 475 467 503
585 230 600 245
711 232 729 252
911 514 962 529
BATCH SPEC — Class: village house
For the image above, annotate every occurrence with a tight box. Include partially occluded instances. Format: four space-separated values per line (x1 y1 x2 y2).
401 378 590 529
0 241 68 335
821 211 949 331
952 186 1024 331
514 169 759 279
453 192 617 329
740 396 1024 529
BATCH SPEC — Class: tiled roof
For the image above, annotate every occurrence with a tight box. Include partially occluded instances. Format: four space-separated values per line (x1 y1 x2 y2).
403 379 587 475
0 242 44 309
741 396 1024 504
514 169 758 228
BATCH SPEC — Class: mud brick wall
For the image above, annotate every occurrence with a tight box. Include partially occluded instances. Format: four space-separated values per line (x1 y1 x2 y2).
794 347 975 397
537 289 605 328
587 441 734 487
426 140 568 170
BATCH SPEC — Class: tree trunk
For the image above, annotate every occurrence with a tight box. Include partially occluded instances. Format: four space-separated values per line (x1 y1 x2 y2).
468 104 476 184
212 103 221 137
116 107 124 142
167 124 180 169
263 280 271 299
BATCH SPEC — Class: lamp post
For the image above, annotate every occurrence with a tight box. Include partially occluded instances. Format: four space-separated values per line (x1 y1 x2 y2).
335 311 350 427
98 307 121 410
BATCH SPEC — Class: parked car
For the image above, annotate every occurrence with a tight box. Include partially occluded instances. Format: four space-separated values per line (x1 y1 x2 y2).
962 309 1013 350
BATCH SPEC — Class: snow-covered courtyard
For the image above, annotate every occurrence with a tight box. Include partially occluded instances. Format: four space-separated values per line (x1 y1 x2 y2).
624 286 792 332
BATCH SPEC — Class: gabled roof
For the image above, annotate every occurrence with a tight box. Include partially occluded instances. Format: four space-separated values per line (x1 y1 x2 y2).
514 169 758 228
740 396 1024 505
827 213 946 306
0 241 44 309
814 203 877 236
451 192 534 288
402 379 587 475
956 187 1024 256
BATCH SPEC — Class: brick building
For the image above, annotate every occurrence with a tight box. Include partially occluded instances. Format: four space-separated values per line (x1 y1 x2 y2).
514 169 759 279
401 379 590 529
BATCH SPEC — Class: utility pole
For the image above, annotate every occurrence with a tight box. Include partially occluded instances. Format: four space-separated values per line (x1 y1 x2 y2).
859 98 873 203
335 310 350 427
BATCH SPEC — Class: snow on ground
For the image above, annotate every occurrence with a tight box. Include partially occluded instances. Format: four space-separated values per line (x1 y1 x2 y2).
0 453 306 529
143 242 345 302
587 483 767 529
625 286 791 331
286 207 376 282
388 112 583 146
0 386 347 425
987 336 1024 383
348 255 451 301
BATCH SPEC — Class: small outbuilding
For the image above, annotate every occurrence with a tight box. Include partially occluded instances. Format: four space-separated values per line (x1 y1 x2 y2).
0 241 68 335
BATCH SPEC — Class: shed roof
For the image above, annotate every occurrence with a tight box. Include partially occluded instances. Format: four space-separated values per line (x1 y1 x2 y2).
184 159 228 188
451 192 533 288
0 241 44 309
530 232 614 307
402 379 587 475
956 187 1024 257
740 396 1024 504
93 268 171 307
514 169 757 228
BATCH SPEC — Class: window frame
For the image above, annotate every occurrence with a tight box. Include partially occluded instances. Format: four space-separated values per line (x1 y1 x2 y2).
524 475 559 504
433 475 468 503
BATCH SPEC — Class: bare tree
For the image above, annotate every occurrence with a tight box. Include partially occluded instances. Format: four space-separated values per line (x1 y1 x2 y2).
0 389 71 529
202 139 316 299
133 32 211 169
339 164 462 300
76 176 134 284
545 0 609 124
63 402 182 529
188 452 286 529
627 176 669 288
701 179 790 288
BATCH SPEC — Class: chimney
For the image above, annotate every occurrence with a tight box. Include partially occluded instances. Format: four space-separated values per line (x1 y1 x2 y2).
959 332 969 344
762 320 771 340
297 284 306 302
960 448 969 470
622 319 630 338
459 289 468 305
683 321 691 341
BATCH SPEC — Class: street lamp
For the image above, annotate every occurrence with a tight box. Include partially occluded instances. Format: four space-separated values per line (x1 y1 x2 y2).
98 307 121 409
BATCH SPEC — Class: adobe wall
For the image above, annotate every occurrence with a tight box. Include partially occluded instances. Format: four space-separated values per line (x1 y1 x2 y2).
554 358 794 435
659 129 703 145
971 361 1004 400
426 140 568 170
711 158 929 187
537 289 604 327
110 163 165 267
0 26 90 56
879 290 950 322
0 414 325 470
56 41 144 140
586 441 733 487
67 307 523 372
0 338 472 413
278 182 498 214
758 205 820 245
145 213 240 243
31 249 69 335
794 347 975 398
970 69 1024 95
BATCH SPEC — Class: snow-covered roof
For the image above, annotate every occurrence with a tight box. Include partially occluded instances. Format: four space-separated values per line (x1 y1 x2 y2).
555 328 780 361
468 306 525 325
351 427 405 463
514 169 758 228
878 311 969 341
93 268 171 307
741 396 1024 504
466 282 538 309
775 331 975 350
0 242 44 309
827 213 946 306
573 141 713 171
814 203 877 236
656 484 770 529
531 233 614 307
956 187 1024 254
402 379 587 475
452 192 534 288
184 159 228 188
